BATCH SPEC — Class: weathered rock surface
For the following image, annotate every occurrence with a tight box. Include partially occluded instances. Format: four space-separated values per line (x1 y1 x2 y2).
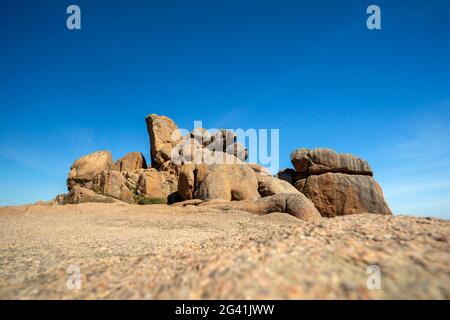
178 164 207 201
60 115 392 217
115 152 147 171
136 169 167 202
226 142 248 161
275 168 296 184
190 128 213 147
57 186 117 204
159 166 180 202
289 148 391 217
247 163 271 176
145 114 183 169
254 193 321 221
67 151 114 190
2 204 447 299
256 173 300 197
178 164 196 200
121 171 141 192
196 193 321 222
210 129 237 151
297 173 392 217
197 164 260 201
92 170 134 203
172 138 203 164
171 139 244 166
290 148 373 177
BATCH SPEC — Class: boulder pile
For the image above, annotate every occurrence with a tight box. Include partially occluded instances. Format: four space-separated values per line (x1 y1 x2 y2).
286 148 392 217
55 114 392 220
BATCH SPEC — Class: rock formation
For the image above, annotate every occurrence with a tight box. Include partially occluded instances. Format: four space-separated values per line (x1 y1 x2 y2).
289 148 392 217
145 114 183 169
67 150 114 189
196 164 260 201
115 152 147 171
275 168 296 184
56 114 393 220
297 172 391 217
175 193 321 222
56 185 118 205
290 148 373 177
136 169 168 201
247 163 272 176
91 170 134 203
255 173 300 197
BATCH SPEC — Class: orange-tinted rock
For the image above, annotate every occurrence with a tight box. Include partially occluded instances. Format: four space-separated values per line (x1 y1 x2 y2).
67 151 114 190
298 173 392 217
199 193 321 222
115 152 147 171
136 169 167 201
60 185 117 204
255 173 300 197
145 114 183 169
92 170 134 203
197 164 260 201
290 148 372 177
247 163 271 176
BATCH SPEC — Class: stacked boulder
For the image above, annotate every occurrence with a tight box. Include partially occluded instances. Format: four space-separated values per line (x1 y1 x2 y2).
59 150 175 204
57 114 302 206
55 114 392 221
145 114 298 203
286 148 392 217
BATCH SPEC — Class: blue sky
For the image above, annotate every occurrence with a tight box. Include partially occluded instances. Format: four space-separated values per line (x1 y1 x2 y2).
0 0 449 218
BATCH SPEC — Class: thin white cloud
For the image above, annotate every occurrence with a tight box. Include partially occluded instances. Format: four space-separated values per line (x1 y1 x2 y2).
0 146 58 176
376 99 450 218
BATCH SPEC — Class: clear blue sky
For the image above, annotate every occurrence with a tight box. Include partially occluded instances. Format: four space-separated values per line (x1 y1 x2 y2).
0 0 449 218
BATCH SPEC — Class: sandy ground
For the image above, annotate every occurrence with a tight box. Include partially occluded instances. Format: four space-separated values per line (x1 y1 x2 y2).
0 202 449 299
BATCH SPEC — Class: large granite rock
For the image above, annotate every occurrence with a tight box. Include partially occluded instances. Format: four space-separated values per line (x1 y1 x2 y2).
255 173 300 197
172 138 204 164
205 129 247 161
58 185 117 205
67 151 114 190
61 116 391 216
136 169 168 202
210 129 237 151
115 152 147 171
296 172 392 217
226 142 248 161
178 164 196 201
253 193 321 221
197 164 260 201
247 163 271 176
289 148 391 217
178 163 210 201
159 167 180 203
92 170 134 203
145 114 183 169
193 193 321 222
190 128 213 147
290 148 373 177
